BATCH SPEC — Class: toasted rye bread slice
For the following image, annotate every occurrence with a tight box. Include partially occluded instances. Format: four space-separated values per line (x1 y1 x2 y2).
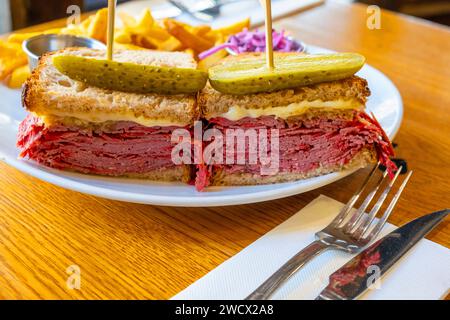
199 76 370 120
22 48 199 126
210 147 377 186
111 166 191 183
50 165 192 183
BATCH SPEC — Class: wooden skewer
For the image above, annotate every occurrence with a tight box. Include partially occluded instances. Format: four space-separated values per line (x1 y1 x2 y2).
262 0 274 70
107 0 116 60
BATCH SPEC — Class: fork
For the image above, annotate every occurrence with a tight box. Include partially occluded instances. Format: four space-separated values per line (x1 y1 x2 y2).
168 0 255 22
168 0 221 22
246 163 412 300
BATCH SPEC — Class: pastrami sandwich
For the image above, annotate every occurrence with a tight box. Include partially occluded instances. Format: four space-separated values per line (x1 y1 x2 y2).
18 48 201 182
196 53 395 190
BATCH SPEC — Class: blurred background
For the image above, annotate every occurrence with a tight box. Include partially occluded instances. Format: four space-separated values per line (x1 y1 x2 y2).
1 0 449 33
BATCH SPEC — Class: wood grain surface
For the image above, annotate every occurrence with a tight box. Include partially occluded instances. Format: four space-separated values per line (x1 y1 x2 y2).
0 1 449 299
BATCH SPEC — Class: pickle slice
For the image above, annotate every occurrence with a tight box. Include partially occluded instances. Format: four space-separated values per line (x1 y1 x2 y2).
208 53 365 95
52 55 208 94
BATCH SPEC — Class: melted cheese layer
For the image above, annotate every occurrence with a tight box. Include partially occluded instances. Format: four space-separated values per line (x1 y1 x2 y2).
215 99 363 121
39 112 187 128
37 100 362 127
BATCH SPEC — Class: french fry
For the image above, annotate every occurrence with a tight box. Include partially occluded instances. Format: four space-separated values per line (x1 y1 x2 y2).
197 49 227 70
0 41 28 80
137 10 170 41
8 64 30 88
60 24 82 36
193 25 212 37
0 57 28 81
60 9 107 41
88 8 108 42
146 26 172 41
165 20 214 54
118 12 136 28
114 29 133 44
213 32 226 46
132 35 158 50
0 41 21 56
138 9 155 27
119 9 171 48
163 18 191 31
183 48 195 58
212 17 250 38
129 9 155 36
80 16 94 34
158 37 184 51
60 16 93 37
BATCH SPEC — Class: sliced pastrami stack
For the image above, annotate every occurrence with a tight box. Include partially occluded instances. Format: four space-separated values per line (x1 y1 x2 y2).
18 48 200 182
197 53 395 190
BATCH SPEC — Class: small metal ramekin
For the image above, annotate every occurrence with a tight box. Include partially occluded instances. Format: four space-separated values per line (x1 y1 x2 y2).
23 34 106 70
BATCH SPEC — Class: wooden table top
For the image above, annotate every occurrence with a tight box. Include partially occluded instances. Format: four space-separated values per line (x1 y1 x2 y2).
0 1 449 299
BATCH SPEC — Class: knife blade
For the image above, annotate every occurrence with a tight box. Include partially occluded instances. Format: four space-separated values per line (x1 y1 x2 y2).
316 209 449 300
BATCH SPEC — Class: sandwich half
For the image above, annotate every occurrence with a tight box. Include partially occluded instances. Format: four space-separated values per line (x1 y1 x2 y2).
196 54 395 190
18 48 198 182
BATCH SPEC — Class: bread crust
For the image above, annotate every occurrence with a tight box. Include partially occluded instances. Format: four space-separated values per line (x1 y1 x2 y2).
210 147 377 186
120 166 191 183
199 76 370 119
23 48 199 126
48 165 191 183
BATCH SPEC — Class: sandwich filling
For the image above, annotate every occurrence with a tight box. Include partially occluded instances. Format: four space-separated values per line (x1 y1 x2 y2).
195 111 395 190
210 99 363 121
39 112 189 128
17 114 187 177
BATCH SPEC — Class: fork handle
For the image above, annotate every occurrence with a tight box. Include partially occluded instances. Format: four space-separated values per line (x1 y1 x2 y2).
246 240 328 300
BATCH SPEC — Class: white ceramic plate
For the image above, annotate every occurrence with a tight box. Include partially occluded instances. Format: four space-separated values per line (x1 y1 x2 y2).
0 45 402 207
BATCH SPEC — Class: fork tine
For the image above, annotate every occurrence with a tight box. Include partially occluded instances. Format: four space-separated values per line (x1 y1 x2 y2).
330 161 380 227
352 167 402 238
361 170 413 241
343 169 389 233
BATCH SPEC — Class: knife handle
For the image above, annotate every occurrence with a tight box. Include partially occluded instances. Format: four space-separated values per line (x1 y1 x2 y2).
246 240 328 300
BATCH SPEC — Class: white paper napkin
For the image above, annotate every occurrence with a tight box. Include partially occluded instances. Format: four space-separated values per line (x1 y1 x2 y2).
172 195 450 300
118 0 324 28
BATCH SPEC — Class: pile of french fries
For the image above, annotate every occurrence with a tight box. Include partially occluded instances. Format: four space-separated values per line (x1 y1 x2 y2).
0 8 249 89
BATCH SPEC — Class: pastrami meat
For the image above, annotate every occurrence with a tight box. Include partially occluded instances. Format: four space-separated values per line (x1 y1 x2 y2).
195 111 396 191
17 114 185 176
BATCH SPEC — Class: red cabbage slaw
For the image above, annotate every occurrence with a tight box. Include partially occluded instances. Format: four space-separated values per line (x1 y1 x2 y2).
199 28 304 60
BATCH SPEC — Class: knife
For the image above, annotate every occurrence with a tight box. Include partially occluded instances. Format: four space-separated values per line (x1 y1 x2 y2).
316 209 449 300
